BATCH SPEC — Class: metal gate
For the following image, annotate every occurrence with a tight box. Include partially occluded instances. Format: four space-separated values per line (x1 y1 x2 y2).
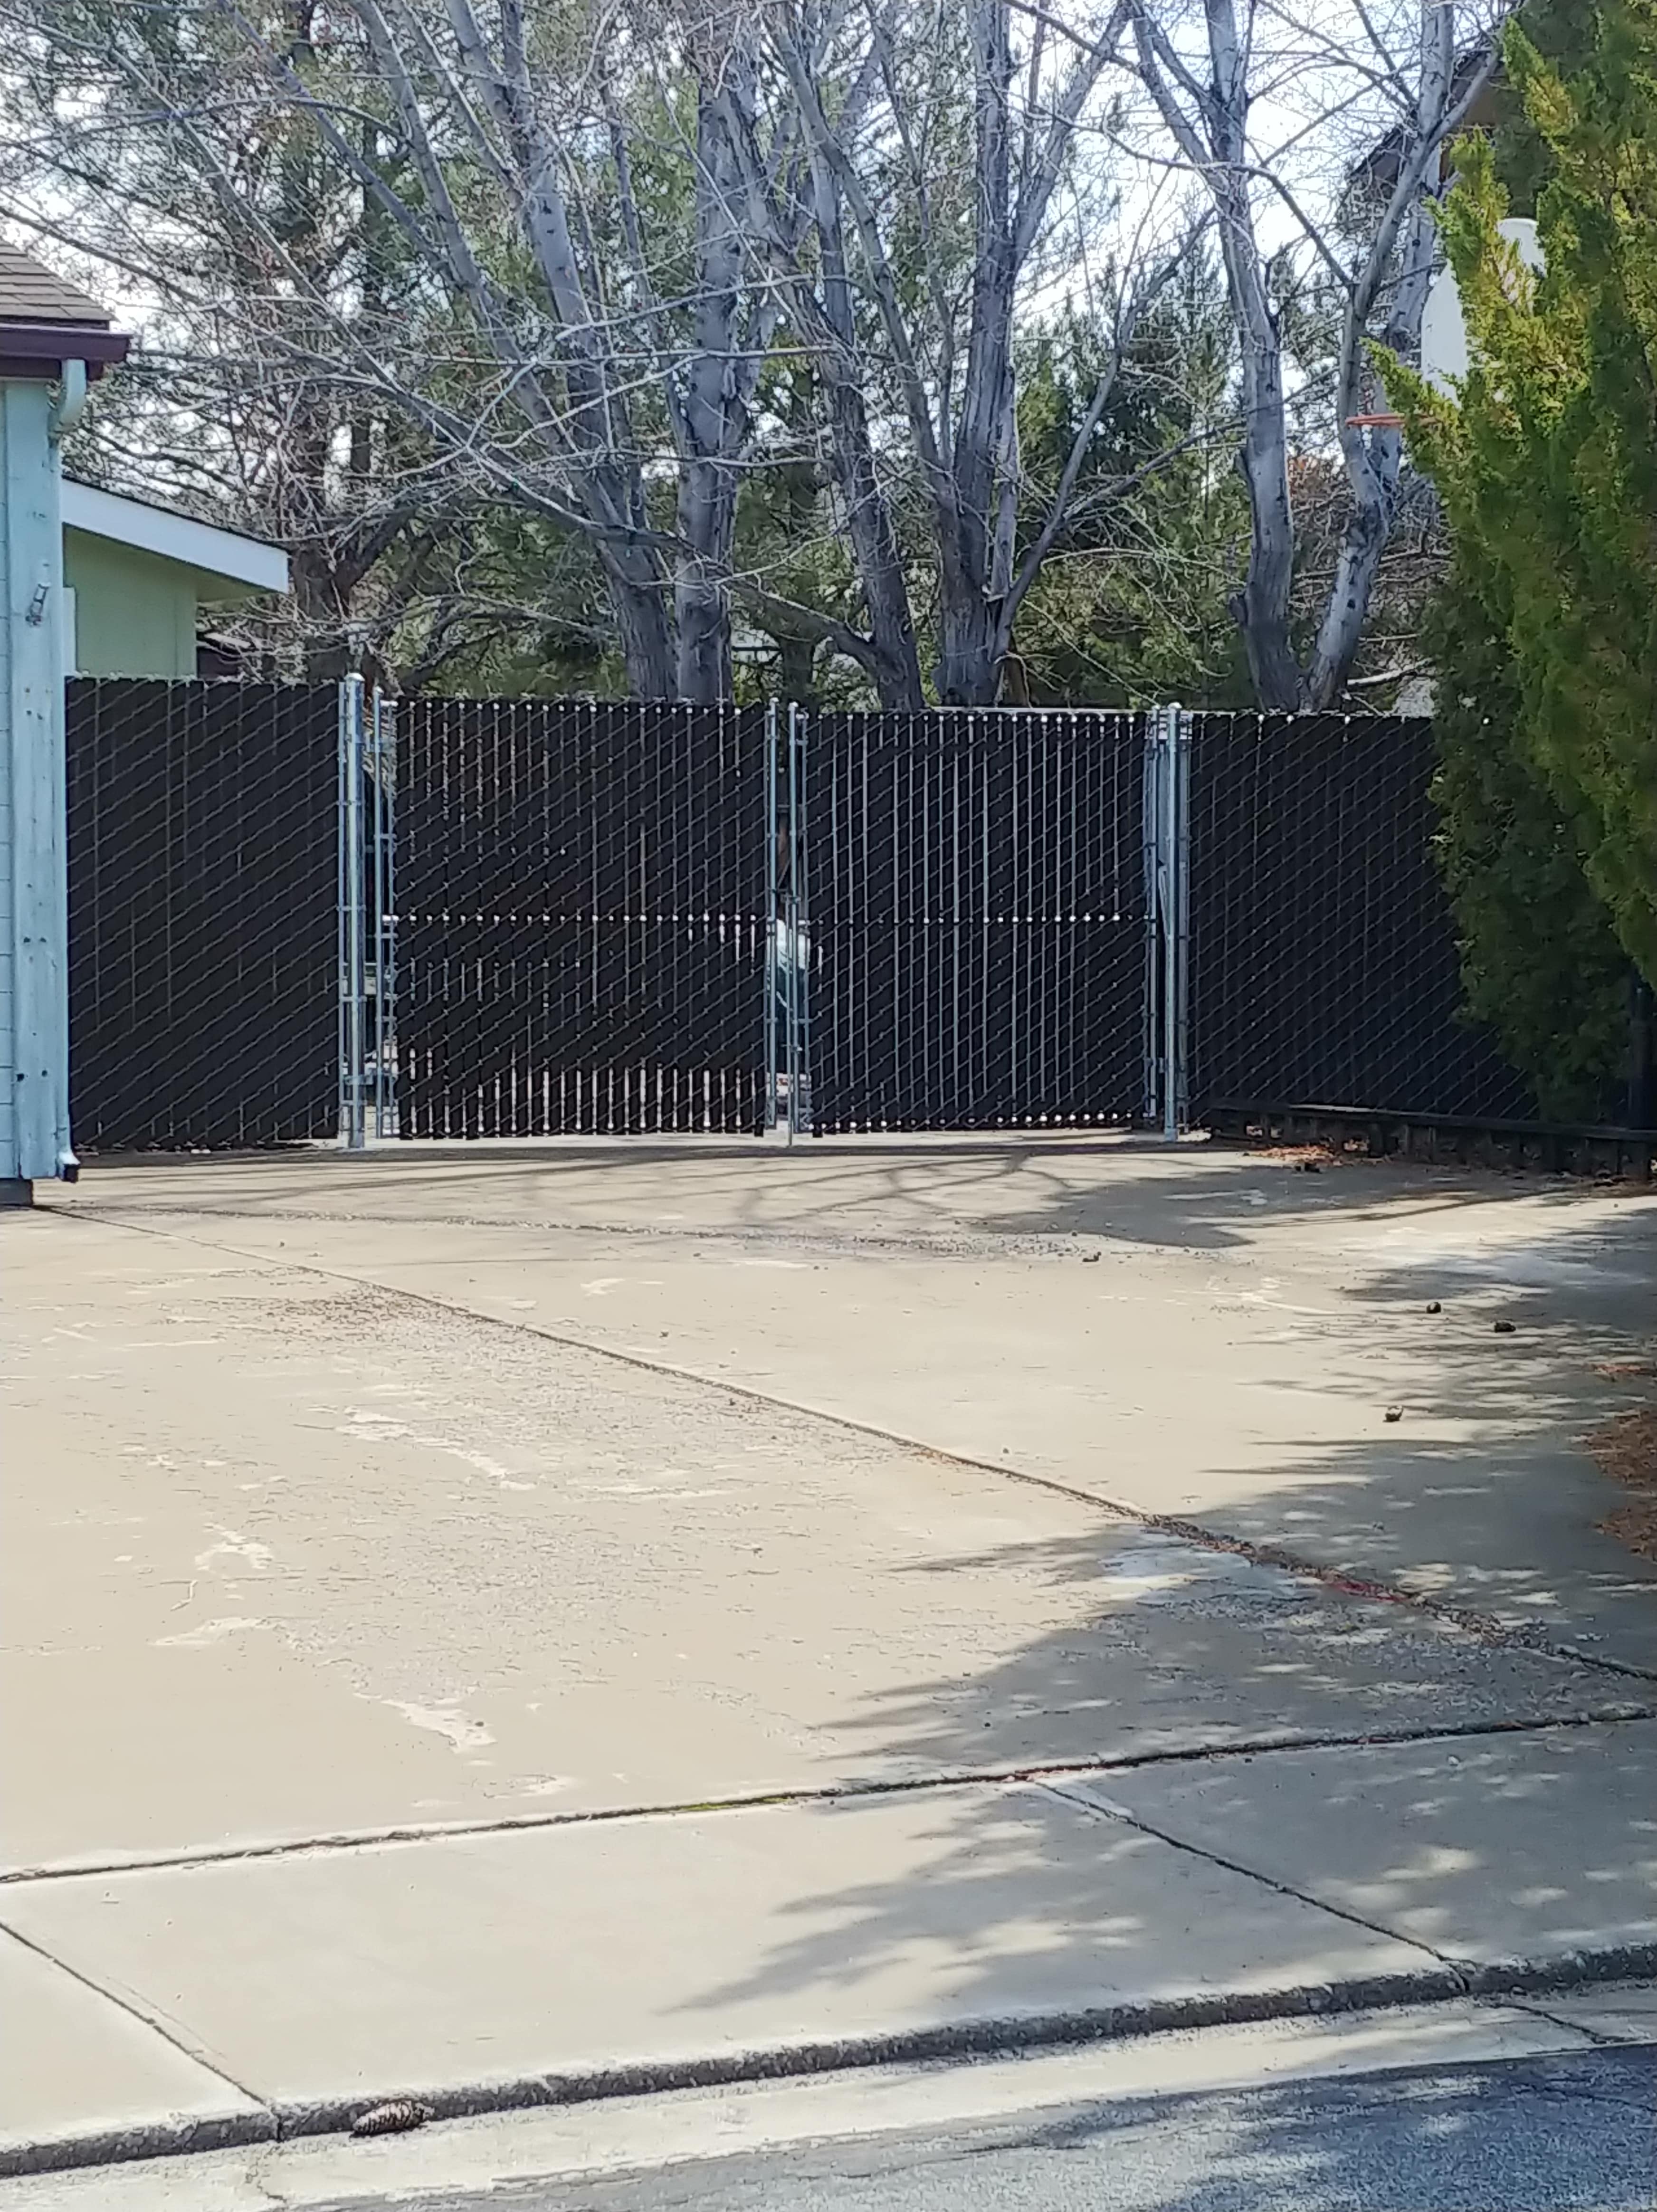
393 696 770 1136
792 708 1158 1133
361 699 1171 1144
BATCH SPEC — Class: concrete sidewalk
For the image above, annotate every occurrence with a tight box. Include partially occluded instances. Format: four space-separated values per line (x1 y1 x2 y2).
6 1144 1657 2176
4 1748 1657 2176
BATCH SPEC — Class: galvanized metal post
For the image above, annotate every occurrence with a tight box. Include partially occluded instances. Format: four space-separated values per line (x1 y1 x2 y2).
338 675 367 1150
1142 703 1190 1140
764 699 780 1133
370 689 396 1139
1142 708 1164 1128
1167 706 1190 1140
786 702 810 1138
1162 705 1178 1140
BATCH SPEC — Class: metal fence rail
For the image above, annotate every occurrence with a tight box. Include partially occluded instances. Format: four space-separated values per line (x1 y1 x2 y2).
396 696 769 1137
66 679 340 1149
798 709 1149 1132
1185 712 1532 1123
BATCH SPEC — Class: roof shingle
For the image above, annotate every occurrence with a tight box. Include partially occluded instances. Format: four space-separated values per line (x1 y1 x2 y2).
0 242 111 328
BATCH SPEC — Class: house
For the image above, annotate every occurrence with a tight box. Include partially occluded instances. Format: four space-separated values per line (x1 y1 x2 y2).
62 479 288 678
1347 51 1506 200
0 244 128 1197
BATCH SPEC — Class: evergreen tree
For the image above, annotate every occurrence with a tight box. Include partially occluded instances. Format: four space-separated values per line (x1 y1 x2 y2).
1392 0 1657 1107
1423 548 1629 1118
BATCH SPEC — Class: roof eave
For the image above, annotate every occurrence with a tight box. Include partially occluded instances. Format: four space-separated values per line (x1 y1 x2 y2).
0 324 131 381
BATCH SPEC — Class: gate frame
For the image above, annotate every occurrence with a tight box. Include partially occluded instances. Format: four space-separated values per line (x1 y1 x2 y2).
339 677 398 1148
780 703 1174 1138
337 674 367 1151
764 700 813 1140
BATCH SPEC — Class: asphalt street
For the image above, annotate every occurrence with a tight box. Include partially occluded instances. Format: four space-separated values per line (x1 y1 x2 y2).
315 2046 1657 2212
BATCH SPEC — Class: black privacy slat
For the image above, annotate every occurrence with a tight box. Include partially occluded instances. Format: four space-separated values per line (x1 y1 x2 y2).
64 688 1545 1157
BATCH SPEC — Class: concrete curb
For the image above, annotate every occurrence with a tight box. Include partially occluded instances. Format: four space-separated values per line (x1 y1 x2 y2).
9 1946 1657 2180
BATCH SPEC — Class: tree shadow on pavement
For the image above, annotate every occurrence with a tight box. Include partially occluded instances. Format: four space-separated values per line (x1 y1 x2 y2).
555 2050 1657 2212
679 1508 1657 2037
677 1259 1657 2050
65 1138 1645 1260
1005 2050 1657 2212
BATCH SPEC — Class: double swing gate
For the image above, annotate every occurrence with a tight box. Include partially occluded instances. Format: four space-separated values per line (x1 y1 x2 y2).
369 697 1175 1141
65 681 1530 1152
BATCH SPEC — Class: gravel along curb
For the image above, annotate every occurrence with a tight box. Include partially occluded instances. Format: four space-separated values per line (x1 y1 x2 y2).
9 1946 1657 2180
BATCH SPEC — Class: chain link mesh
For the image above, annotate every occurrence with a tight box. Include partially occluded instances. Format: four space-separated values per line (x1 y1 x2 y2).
66 687 1569 1154
66 679 340 1149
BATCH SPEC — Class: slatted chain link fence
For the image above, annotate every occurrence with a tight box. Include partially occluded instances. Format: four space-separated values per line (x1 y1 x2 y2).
800 709 1150 1133
66 679 340 1149
1185 709 1532 1124
65 681 1556 1151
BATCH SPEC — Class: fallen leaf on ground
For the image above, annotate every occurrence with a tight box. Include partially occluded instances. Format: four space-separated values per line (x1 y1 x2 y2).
1587 1407 1657 1563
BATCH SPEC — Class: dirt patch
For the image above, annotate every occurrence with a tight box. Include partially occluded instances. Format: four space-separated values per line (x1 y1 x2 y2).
1589 1407 1657 1561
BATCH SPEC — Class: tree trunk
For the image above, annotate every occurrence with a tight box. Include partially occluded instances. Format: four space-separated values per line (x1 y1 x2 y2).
934 588 1002 706
600 544 677 698
826 371 926 706
673 529 732 704
805 147 924 707
1228 325 1303 711
776 630 820 703
1204 0 1303 712
1307 0 1453 707
937 0 1017 707
672 74 752 703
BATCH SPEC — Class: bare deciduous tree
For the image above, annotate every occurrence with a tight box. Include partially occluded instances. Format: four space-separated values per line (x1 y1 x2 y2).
732 0 1195 704
0 0 465 677
0 0 1250 704
1114 0 1508 706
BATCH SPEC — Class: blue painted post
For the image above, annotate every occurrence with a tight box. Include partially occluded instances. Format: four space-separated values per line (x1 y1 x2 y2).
1 374 74 1196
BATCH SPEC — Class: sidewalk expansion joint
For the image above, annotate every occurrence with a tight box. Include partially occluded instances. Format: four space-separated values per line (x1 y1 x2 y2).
0 1918 274 2157
5 1705 1653 1889
1031 1775 1466 1978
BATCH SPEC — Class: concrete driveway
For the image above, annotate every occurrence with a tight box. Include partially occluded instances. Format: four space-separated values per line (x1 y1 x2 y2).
47 1135 1657 1621
5 1136 1657 2175
10 1137 1657 1859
